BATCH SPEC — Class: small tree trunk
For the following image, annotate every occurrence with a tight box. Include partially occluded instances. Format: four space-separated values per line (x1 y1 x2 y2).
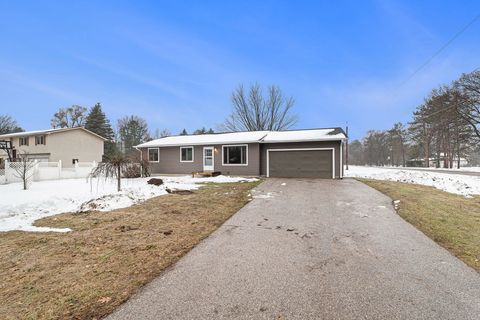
117 165 121 192
23 163 27 190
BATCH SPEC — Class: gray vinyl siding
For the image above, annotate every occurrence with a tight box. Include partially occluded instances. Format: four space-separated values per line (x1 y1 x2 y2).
142 143 260 176
260 141 343 178
142 140 343 178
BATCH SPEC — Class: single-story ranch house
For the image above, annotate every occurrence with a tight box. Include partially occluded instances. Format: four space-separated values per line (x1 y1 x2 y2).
0 127 106 168
136 128 347 178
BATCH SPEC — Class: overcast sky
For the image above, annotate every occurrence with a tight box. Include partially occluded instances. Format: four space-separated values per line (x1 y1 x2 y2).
0 0 479 139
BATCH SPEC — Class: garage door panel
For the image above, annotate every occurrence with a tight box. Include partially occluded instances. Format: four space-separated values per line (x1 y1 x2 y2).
268 150 333 178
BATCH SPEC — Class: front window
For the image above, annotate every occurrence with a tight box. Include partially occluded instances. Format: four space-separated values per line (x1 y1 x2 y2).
180 147 194 162
223 145 247 165
35 135 46 145
19 137 29 146
148 148 159 162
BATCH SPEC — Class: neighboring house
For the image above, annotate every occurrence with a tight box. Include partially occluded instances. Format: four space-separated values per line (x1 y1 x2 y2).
136 128 347 178
0 127 106 167
407 155 469 168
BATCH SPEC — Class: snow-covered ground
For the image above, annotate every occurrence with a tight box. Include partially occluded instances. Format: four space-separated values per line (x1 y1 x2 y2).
0 175 257 233
346 166 480 197
371 165 480 173
410 166 480 173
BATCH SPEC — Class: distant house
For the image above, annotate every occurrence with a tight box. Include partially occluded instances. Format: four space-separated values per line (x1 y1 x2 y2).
136 128 347 178
0 127 106 167
406 154 469 168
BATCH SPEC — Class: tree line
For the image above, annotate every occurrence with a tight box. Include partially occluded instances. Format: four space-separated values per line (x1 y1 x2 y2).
350 69 480 168
1 83 298 160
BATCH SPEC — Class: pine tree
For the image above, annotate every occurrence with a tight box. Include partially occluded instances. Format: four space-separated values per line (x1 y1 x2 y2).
84 103 116 159
180 129 188 135
85 103 114 139
193 127 207 135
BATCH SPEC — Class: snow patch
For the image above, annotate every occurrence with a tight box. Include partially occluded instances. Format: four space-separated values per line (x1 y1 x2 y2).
346 166 480 197
0 175 258 233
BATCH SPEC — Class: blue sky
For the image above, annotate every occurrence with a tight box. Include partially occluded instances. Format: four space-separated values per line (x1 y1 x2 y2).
0 1 479 139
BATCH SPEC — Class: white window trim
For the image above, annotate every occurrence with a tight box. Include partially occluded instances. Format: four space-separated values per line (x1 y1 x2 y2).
179 146 194 163
222 144 249 166
266 148 335 179
35 135 46 145
148 147 160 163
19 136 29 146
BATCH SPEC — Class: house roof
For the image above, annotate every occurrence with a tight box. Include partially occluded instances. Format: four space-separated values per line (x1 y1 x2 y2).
137 128 346 148
0 127 108 141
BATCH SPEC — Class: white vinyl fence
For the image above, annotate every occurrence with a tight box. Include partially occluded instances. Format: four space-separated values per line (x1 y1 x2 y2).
0 160 97 184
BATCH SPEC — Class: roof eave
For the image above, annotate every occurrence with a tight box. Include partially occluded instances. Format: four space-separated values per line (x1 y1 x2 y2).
260 137 347 144
136 140 261 148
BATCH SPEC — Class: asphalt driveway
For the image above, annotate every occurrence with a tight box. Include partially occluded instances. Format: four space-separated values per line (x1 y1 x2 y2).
107 178 480 320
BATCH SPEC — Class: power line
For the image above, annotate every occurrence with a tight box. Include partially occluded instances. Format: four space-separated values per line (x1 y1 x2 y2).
400 13 480 86
415 66 480 119
417 104 456 120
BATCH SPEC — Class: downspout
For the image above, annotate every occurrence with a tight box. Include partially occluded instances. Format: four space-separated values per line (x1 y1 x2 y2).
134 146 143 177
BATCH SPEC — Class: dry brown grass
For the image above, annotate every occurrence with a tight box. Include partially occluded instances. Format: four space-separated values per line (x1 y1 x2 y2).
359 178 480 272
0 181 261 320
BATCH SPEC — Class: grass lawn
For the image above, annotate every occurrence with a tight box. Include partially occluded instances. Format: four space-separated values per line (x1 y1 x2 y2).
359 178 480 273
0 181 261 320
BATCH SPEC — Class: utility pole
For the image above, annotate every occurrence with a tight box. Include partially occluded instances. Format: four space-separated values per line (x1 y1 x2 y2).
346 124 349 170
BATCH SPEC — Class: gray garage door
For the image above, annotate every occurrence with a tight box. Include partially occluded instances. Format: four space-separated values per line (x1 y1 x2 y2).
268 149 333 178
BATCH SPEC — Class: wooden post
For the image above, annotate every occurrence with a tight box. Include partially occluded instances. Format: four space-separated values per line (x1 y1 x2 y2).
345 125 349 170
58 160 62 179
5 159 9 183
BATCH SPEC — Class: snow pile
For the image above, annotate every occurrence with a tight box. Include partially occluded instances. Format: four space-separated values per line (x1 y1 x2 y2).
374 165 480 173
0 175 257 233
346 166 480 197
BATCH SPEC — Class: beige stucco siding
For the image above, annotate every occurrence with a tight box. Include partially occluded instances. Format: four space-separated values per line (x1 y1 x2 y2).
0 129 104 167
45 130 104 167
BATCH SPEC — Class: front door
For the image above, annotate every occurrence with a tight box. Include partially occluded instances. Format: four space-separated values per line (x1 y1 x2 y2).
203 147 214 171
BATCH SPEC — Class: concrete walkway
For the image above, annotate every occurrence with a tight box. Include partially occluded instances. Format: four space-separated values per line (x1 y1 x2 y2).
107 179 480 320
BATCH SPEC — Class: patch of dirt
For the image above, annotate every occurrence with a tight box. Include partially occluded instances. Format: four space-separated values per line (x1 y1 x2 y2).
166 188 194 195
0 181 261 320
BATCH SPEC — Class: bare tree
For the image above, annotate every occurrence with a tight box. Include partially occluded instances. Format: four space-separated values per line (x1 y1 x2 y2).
12 153 36 190
455 70 480 140
347 140 365 165
388 123 408 166
51 105 87 128
363 130 390 166
221 83 297 131
152 128 171 139
0 115 23 134
89 152 131 192
117 115 150 155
